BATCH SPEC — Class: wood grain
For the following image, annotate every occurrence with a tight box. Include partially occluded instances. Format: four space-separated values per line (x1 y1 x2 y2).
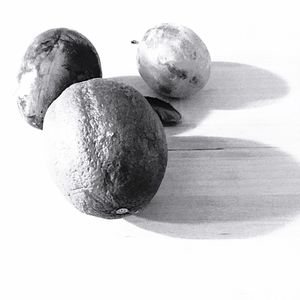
126 145 300 239
112 64 299 239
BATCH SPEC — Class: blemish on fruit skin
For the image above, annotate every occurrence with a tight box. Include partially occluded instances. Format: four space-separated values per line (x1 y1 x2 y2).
19 98 27 111
143 29 151 41
157 24 180 36
165 63 188 80
145 36 156 48
158 84 172 95
116 208 129 215
189 76 199 84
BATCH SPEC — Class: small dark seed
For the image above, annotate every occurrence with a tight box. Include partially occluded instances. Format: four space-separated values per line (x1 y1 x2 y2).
145 96 181 126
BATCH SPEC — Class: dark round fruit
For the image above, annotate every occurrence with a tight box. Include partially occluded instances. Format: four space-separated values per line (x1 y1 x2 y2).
17 28 102 129
43 79 168 218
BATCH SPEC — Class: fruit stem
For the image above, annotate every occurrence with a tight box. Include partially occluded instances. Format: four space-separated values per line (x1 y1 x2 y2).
131 40 139 44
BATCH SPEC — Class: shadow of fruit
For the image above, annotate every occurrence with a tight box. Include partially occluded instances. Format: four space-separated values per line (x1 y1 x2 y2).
126 137 300 239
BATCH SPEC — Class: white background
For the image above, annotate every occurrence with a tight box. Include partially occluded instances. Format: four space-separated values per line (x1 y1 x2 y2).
1 0 300 299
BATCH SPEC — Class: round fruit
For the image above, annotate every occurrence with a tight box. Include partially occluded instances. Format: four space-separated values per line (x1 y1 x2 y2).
136 23 211 98
43 79 168 218
17 28 102 129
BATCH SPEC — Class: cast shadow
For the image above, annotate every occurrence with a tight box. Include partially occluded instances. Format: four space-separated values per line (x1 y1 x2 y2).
112 61 289 135
125 137 300 239
113 62 293 239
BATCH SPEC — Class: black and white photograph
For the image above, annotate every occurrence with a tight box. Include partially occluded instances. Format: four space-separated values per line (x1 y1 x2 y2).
1 0 300 299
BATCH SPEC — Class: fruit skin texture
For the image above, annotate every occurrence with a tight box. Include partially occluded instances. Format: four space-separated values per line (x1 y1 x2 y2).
137 23 211 99
17 28 102 129
43 79 168 219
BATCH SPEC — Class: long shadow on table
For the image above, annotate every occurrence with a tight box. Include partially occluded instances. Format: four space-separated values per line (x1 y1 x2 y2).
112 61 289 135
118 62 293 239
125 137 300 239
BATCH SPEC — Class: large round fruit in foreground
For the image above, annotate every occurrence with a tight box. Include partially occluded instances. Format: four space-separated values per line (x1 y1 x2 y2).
43 79 168 218
17 28 102 129
137 23 211 99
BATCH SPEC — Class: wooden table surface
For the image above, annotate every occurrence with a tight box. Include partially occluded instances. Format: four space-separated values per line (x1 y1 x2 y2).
3 3 300 299
113 62 300 239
